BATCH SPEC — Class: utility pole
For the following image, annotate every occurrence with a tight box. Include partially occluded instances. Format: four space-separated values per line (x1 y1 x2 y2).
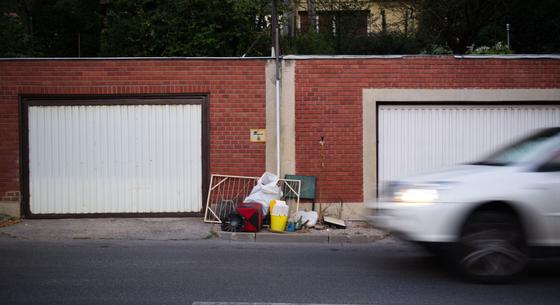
78 32 81 57
271 0 281 176
272 0 280 59
506 23 511 49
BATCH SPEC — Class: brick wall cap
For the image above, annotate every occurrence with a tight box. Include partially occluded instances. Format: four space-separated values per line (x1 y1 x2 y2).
2 55 559 61
283 54 560 60
0 56 271 61
454 54 560 60
284 55 405 60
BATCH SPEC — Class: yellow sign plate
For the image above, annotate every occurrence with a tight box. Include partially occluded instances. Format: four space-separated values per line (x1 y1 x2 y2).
250 129 266 142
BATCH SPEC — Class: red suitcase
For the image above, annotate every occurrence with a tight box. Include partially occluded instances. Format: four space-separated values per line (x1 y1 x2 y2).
236 202 263 232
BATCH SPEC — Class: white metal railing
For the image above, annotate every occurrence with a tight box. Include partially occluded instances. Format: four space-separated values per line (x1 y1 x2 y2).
203 174 301 224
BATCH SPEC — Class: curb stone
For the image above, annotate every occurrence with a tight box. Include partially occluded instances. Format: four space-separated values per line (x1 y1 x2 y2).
0 218 387 242
218 232 256 242
256 232 329 244
216 228 387 244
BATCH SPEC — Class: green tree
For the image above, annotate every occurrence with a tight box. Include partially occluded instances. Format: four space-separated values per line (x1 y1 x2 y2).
0 12 35 57
3 0 558 57
286 31 335 54
32 0 102 57
343 30 421 55
0 0 102 57
296 0 375 53
506 0 560 53
415 0 560 54
100 0 272 57
0 0 36 57
289 0 425 55
416 0 507 54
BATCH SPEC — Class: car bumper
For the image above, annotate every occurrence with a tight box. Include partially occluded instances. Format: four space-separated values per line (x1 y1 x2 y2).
365 200 471 243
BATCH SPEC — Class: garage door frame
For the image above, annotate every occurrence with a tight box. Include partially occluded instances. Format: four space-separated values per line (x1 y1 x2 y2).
376 101 560 196
362 89 560 202
20 94 210 218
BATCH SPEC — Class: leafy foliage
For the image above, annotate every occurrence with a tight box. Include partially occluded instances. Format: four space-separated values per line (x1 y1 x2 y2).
342 32 421 55
0 12 35 57
33 0 102 57
416 0 507 54
0 0 101 57
100 0 272 57
286 31 335 54
467 42 512 55
421 44 453 55
416 0 560 54
507 0 560 53
0 0 558 57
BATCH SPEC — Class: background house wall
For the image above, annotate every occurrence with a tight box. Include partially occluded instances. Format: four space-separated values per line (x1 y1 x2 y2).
295 1 415 34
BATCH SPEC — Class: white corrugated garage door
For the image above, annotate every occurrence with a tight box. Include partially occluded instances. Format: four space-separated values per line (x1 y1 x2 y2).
378 104 560 188
27 103 204 215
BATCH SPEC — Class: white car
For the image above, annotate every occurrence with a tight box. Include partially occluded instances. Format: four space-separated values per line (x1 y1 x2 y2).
366 127 560 283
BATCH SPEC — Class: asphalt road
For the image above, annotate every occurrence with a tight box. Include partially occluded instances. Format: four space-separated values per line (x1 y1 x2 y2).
0 236 559 305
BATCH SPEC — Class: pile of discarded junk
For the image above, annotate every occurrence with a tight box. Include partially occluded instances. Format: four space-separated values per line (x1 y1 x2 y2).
204 172 335 233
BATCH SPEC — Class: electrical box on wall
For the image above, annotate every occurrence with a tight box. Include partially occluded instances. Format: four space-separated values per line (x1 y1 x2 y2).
250 129 266 142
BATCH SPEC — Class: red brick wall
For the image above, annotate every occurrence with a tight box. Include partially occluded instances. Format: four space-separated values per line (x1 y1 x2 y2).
2 57 560 206
0 59 267 201
295 57 560 203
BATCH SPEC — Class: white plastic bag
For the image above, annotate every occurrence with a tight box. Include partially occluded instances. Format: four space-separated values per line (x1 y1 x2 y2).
271 200 289 216
293 210 319 227
243 172 282 215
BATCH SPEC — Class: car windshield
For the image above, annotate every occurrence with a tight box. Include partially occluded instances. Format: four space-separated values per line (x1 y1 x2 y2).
472 128 560 166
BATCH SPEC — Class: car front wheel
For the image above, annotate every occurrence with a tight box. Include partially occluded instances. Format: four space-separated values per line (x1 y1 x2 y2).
455 211 527 283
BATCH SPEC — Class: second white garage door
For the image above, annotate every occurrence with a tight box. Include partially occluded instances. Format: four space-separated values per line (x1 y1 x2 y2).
378 104 560 188
27 102 204 215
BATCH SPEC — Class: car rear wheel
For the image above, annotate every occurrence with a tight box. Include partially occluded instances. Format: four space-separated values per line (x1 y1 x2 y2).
455 211 527 283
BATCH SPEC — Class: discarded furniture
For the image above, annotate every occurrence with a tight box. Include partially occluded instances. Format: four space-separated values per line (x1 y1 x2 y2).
204 174 301 224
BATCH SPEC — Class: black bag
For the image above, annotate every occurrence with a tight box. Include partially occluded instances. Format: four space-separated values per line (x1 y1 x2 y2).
221 212 245 232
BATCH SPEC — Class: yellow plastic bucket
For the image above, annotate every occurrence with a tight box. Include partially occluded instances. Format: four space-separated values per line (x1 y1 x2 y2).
269 199 276 215
270 215 288 232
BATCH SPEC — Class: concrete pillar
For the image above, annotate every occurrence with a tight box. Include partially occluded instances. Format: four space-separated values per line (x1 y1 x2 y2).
266 60 296 177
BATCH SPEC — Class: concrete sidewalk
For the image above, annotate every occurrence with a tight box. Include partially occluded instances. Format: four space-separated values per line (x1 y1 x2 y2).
0 217 387 243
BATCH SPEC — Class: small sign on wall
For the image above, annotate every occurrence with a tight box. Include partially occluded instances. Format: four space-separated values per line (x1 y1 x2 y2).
250 129 266 142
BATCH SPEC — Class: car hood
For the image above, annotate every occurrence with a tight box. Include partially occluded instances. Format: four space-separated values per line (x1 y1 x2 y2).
396 164 519 185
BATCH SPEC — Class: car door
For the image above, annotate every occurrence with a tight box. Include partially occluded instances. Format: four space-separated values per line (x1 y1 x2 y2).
534 149 560 245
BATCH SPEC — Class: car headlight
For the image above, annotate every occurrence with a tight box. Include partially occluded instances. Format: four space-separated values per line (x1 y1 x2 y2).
392 182 456 204
395 188 439 203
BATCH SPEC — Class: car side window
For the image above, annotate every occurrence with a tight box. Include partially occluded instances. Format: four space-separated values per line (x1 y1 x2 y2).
536 150 560 172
